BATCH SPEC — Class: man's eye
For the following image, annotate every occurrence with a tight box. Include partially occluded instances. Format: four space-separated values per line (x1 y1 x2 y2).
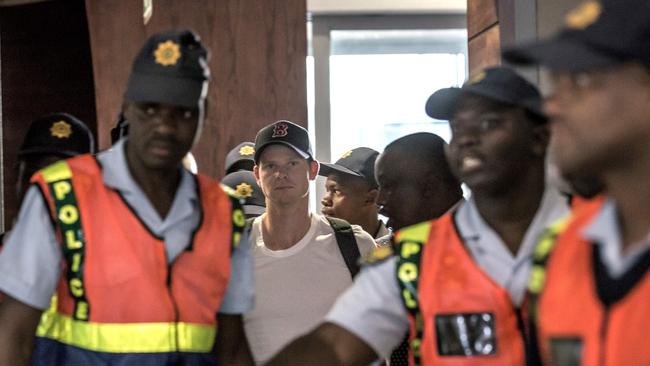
182 110 193 119
145 107 156 116
479 118 500 131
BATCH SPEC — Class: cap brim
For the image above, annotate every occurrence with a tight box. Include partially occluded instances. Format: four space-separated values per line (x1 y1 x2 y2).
243 204 266 216
426 86 547 121
318 162 362 178
125 72 207 108
254 142 310 162
18 148 81 158
503 36 621 72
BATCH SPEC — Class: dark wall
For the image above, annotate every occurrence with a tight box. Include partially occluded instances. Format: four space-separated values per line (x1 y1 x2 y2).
0 0 97 227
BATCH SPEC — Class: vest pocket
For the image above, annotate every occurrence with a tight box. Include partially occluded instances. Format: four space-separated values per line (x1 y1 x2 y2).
549 337 583 366
435 312 497 356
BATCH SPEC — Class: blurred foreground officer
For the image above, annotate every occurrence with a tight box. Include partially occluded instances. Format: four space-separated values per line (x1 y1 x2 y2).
0 30 254 366
320 147 389 239
245 120 376 364
505 1 650 365
264 67 569 366
222 170 266 218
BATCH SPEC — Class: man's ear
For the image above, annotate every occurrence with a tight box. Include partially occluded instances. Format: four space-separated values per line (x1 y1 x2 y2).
308 160 320 180
253 165 261 183
365 188 379 206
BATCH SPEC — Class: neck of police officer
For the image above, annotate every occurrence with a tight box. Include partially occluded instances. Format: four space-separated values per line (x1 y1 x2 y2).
603 148 650 252
125 144 182 220
473 161 546 256
262 195 312 251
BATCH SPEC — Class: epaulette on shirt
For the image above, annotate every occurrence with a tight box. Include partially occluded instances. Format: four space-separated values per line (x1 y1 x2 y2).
361 245 395 266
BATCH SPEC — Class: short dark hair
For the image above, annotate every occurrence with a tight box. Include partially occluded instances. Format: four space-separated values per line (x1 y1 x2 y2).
385 132 461 194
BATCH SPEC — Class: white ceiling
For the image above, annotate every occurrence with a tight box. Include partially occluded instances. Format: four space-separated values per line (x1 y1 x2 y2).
307 0 466 14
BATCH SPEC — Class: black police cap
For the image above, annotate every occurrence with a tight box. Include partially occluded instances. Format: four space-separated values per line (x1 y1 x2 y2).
425 67 546 122
503 0 650 71
125 29 209 108
319 147 379 188
225 142 255 174
221 170 266 217
254 120 313 163
19 113 95 158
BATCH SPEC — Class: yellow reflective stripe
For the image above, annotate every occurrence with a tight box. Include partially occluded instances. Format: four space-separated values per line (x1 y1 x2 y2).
36 311 216 353
41 160 73 183
395 221 432 244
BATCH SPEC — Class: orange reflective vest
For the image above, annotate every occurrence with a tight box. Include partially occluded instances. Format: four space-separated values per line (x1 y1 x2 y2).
395 213 525 366
528 197 650 366
29 156 245 365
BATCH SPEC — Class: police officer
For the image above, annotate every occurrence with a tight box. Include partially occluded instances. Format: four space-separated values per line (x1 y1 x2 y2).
222 170 266 218
15 113 95 207
504 0 650 364
0 30 254 365
374 133 463 234
320 147 390 239
225 141 256 174
263 67 570 366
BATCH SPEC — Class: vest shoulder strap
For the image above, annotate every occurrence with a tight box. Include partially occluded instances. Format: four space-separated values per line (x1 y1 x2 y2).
221 184 247 255
394 220 433 366
325 216 361 279
40 160 90 322
528 218 570 298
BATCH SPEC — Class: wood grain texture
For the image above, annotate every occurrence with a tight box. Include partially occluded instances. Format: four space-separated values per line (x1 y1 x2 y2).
468 24 501 75
467 0 498 40
85 0 308 178
0 0 97 226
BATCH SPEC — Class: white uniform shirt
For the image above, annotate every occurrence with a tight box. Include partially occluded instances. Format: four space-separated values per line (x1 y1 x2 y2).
583 198 650 278
325 187 570 359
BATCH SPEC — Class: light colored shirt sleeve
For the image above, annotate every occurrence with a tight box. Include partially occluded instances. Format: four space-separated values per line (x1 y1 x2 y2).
0 186 62 309
325 256 409 359
218 228 255 314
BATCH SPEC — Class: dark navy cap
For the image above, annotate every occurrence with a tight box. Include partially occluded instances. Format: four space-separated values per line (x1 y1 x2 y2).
425 67 546 121
125 29 209 108
319 147 379 188
503 0 650 71
254 120 313 163
221 171 266 217
225 142 255 174
19 113 95 158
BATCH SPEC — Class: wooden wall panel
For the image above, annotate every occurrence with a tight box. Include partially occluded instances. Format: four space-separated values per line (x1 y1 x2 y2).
0 0 97 227
468 25 501 75
467 0 498 39
85 0 308 178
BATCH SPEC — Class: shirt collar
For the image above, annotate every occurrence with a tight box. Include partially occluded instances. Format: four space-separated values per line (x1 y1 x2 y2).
455 186 570 258
582 198 620 246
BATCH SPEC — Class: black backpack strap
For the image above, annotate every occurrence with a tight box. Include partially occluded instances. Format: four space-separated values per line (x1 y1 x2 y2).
325 216 361 279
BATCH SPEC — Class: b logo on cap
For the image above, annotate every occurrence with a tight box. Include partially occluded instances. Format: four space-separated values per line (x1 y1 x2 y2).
154 40 181 66
239 146 255 156
272 122 289 138
51 121 72 139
